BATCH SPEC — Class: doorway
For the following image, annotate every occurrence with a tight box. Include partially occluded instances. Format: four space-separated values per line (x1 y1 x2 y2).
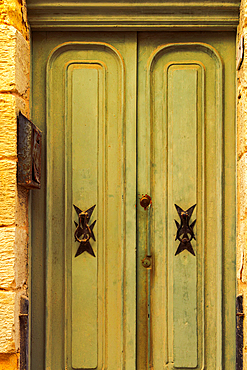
30 31 236 369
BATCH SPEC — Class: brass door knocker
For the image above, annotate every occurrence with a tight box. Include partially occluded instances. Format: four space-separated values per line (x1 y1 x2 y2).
73 204 96 257
174 204 196 256
74 212 92 244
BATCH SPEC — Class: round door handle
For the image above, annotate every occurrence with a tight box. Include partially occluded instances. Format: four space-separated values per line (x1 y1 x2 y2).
142 256 152 269
140 194 152 210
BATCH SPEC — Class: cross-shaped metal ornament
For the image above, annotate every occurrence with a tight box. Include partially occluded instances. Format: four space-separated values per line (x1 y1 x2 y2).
73 204 97 257
174 204 196 256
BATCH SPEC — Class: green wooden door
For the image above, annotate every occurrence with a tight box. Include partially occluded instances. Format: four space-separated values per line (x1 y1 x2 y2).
136 32 236 370
31 31 236 370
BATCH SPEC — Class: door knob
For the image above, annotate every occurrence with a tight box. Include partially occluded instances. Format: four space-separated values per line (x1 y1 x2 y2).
140 194 152 210
142 255 152 269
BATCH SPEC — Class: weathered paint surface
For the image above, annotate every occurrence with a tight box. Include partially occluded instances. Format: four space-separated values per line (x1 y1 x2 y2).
42 34 137 370
26 0 239 30
137 32 236 370
31 30 236 370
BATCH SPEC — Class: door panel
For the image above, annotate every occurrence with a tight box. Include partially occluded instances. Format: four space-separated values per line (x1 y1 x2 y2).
31 31 236 370
137 32 236 370
31 32 137 370
47 38 137 370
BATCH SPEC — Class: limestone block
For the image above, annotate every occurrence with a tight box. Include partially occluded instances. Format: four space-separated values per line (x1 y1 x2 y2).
238 153 247 221
0 353 18 370
243 0 247 28
0 0 29 40
14 228 28 289
240 0 246 24
237 218 247 283
237 27 247 88
0 25 29 97
0 291 15 353
0 227 15 289
0 25 15 92
237 87 247 158
244 350 247 370
0 93 29 158
236 153 247 283
0 160 16 226
15 95 29 118
0 94 16 158
15 30 29 98
15 186 28 228
237 218 244 280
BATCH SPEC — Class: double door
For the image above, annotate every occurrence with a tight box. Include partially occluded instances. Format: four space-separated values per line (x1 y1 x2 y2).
31 31 236 369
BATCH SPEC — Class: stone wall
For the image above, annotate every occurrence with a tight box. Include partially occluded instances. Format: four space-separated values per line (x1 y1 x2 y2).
0 0 244 369
0 0 29 369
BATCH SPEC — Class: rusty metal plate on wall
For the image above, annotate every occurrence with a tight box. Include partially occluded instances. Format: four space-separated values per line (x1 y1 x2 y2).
20 295 29 370
17 112 42 189
236 295 244 370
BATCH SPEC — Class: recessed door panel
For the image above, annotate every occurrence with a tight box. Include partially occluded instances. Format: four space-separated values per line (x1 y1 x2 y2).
69 63 102 369
169 64 199 368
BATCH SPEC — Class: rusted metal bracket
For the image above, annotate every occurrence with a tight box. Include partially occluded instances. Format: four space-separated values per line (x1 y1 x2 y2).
237 295 244 370
19 296 29 370
17 113 42 189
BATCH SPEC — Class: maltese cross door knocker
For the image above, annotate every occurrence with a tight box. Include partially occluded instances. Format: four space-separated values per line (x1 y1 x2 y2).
73 204 97 257
174 204 196 256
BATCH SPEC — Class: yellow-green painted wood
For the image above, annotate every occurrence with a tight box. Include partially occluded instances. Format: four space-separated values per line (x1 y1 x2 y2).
26 0 240 30
31 31 236 370
137 32 236 370
31 32 137 370
169 66 198 367
70 65 99 368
